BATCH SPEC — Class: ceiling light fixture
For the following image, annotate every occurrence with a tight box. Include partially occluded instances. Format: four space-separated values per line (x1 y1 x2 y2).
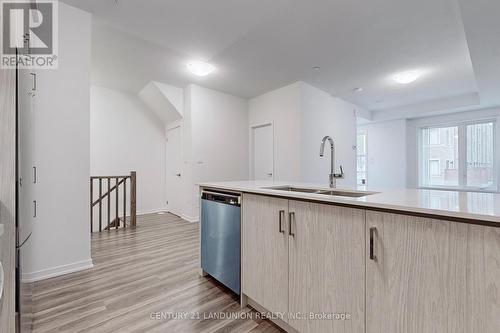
187 61 215 77
313 66 321 71
393 70 422 84
353 87 363 93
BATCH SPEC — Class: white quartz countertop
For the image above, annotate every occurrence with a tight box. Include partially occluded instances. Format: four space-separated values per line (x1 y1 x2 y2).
198 180 500 225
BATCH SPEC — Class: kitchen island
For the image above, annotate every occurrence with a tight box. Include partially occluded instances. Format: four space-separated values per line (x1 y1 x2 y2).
199 181 500 333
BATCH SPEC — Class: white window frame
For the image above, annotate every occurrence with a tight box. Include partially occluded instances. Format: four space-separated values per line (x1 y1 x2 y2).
418 118 498 192
356 130 368 186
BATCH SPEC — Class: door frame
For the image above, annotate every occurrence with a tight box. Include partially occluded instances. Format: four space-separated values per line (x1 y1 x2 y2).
249 121 275 181
165 121 182 216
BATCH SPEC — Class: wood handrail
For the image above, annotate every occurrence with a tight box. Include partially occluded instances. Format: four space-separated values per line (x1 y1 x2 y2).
90 175 131 180
90 171 137 233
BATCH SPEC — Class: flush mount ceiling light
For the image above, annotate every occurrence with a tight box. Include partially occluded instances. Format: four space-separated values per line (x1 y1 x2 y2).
187 61 215 77
353 87 363 93
393 70 422 84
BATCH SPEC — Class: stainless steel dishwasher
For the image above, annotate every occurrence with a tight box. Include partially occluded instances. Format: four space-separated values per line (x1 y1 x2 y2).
200 190 241 295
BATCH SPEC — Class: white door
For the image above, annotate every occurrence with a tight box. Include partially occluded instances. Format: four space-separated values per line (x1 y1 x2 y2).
166 126 182 216
251 123 274 180
18 69 36 243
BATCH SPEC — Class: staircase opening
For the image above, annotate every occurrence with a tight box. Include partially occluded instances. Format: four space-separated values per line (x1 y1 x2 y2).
90 171 137 232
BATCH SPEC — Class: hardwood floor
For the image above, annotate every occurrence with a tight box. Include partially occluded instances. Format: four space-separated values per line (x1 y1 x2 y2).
32 213 283 333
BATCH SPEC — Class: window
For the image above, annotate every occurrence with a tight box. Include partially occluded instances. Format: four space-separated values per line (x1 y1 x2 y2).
419 120 496 190
467 122 494 188
429 128 440 145
420 126 458 187
429 159 440 176
446 159 454 169
357 131 367 185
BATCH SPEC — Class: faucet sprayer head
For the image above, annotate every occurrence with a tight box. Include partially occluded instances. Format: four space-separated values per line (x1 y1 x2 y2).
320 136 333 157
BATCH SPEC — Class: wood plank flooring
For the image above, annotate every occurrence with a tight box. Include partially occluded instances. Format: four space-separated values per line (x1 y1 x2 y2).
32 213 283 333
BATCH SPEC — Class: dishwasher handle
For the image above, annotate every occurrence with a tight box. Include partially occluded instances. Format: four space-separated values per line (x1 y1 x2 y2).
201 190 241 206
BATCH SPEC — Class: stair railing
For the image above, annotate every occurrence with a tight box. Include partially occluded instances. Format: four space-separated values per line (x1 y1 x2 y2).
90 171 136 232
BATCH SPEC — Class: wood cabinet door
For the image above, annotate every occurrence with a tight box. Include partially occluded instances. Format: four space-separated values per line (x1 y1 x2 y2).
241 194 289 319
465 223 500 333
288 200 366 333
366 211 470 333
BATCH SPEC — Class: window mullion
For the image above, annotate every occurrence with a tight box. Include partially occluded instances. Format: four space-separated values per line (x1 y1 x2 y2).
458 124 467 188
495 120 499 191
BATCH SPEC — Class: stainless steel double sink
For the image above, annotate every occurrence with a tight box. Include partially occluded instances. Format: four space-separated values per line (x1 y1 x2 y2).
263 186 377 198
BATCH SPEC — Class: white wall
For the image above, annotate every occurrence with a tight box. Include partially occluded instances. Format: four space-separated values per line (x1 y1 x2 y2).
358 119 407 189
249 81 362 187
190 85 249 183
179 86 194 222
300 82 358 187
24 3 93 281
249 82 302 181
155 81 184 115
138 81 183 124
181 84 249 221
90 86 167 215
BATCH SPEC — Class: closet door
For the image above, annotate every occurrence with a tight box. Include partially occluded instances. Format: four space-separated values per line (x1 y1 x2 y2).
17 67 37 333
18 69 37 244
0 63 18 332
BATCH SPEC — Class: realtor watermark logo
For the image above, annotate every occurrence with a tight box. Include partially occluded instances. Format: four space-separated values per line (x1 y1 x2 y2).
1 0 58 69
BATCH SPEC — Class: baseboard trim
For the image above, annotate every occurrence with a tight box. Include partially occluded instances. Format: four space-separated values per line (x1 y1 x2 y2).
181 214 199 223
137 208 168 215
22 259 94 283
135 209 199 222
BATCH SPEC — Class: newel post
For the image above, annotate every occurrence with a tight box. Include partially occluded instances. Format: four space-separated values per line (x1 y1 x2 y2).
130 171 137 227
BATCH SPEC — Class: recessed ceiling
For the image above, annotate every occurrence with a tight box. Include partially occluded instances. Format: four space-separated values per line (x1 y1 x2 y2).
61 0 500 115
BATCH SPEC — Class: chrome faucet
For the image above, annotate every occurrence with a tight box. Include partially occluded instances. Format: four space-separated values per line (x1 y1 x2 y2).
319 136 344 188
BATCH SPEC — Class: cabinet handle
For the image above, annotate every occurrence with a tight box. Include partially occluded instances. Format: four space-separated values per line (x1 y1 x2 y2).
30 72 37 91
33 200 37 218
278 210 285 234
370 227 377 261
33 166 37 183
288 212 295 237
